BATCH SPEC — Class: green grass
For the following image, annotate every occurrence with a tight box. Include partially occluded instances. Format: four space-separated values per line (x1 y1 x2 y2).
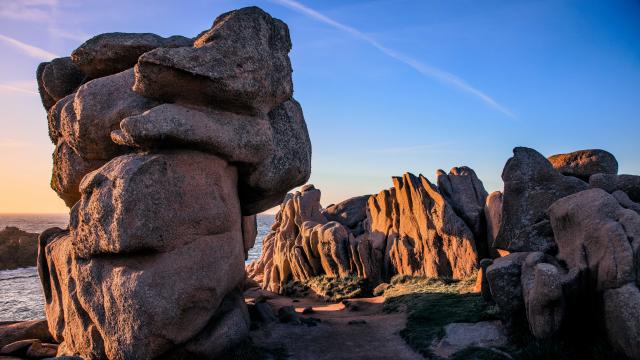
383 274 630 360
282 275 370 302
383 274 498 359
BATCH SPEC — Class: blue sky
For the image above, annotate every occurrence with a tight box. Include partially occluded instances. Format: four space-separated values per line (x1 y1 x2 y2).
0 0 639 212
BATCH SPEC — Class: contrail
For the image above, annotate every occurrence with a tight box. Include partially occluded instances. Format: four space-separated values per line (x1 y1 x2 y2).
0 33 58 61
271 0 515 118
0 83 39 95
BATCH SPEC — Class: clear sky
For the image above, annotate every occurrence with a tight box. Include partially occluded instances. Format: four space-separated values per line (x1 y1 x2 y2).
0 0 639 214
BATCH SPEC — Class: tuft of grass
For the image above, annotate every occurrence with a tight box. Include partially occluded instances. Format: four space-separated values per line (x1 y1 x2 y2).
283 275 370 302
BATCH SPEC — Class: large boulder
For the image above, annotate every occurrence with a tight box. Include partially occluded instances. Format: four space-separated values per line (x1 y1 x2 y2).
40 152 249 359
521 252 565 339
548 149 618 181
323 194 370 233
50 141 105 207
133 7 292 115
437 167 489 256
549 188 639 291
484 191 503 250
37 6 310 359
495 147 588 252
603 284 640 360
59 68 160 160
485 252 528 322
377 173 478 279
590 173 640 203
38 57 85 105
71 33 192 78
238 99 312 214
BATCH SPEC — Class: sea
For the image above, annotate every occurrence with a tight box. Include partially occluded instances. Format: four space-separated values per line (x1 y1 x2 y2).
0 213 274 322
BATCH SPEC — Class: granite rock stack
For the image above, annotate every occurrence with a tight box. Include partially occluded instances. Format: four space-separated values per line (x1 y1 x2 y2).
36 7 310 359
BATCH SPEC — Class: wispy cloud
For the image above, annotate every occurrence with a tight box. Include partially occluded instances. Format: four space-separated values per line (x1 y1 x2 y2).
0 0 58 21
271 0 515 118
0 80 39 95
48 27 90 42
0 34 58 61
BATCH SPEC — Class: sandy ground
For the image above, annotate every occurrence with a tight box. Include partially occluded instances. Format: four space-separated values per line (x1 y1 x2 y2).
245 288 424 360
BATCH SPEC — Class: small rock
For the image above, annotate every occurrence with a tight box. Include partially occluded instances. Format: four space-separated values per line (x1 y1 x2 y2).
430 321 508 359
373 283 390 296
0 320 53 348
301 307 314 315
1 339 38 356
27 342 58 358
248 302 277 324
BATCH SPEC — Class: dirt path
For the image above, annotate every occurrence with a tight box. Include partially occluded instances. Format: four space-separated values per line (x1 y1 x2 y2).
245 288 424 360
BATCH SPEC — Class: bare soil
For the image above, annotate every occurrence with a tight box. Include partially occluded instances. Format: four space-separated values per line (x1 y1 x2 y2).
245 287 424 360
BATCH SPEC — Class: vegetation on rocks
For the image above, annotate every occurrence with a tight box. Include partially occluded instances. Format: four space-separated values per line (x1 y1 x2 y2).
282 275 370 301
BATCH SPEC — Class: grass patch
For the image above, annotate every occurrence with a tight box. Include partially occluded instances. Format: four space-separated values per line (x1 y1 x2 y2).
384 274 629 360
282 275 370 301
383 274 498 359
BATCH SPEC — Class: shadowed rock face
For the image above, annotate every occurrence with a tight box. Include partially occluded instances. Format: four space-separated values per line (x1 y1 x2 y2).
36 6 309 359
495 147 588 253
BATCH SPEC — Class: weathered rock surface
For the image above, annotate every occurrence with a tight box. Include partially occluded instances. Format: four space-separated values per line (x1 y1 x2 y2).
485 252 528 321
134 6 292 115
484 191 502 250
36 6 309 359
59 68 160 160
249 171 481 292
603 283 640 360
549 188 639 291
437 166 489 252
590 173 640 203
495 147 588 252
71 33 192 78
39 57 85 103
239 99 311 214
50 141 104 207
548 149 618 181
521 252 564 338
0 227 40 270
0 320 53 348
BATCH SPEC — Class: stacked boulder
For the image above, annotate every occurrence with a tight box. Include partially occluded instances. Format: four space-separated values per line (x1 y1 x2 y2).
248 169 489 292
36 7 310 359
484 148 640 360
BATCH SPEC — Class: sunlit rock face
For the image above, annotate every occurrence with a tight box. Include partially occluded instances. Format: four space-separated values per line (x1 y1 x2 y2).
248 170 484 292
36 6 310 359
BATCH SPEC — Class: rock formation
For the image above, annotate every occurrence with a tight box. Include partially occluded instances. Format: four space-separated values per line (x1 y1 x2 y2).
483 148 640 360
548 149 618 181
36 6 310 359
0 227 39 270
248 170 485 292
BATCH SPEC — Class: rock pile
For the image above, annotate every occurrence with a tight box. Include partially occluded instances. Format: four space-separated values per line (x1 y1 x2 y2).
484 148 640 360
248 169 488 292
36 6 310 359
